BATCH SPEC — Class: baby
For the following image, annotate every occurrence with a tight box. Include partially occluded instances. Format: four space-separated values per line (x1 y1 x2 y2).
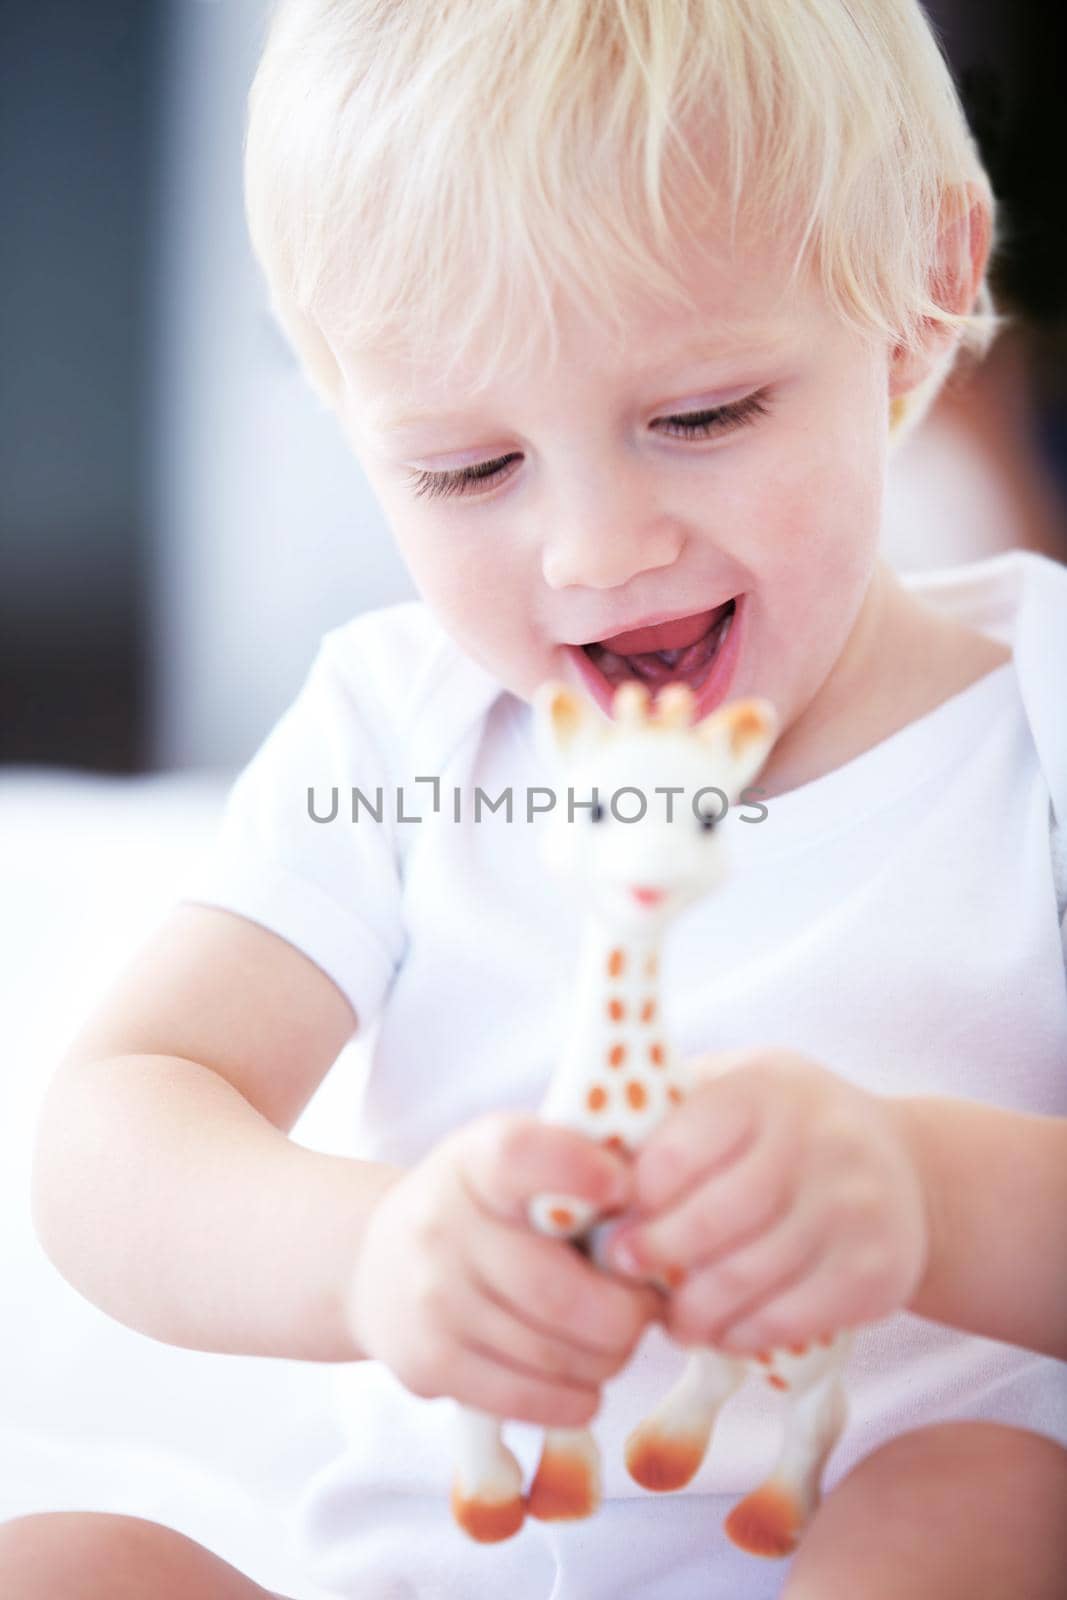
16 2 1067 1597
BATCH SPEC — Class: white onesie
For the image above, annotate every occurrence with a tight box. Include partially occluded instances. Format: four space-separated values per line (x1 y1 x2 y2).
183 549 1067 1600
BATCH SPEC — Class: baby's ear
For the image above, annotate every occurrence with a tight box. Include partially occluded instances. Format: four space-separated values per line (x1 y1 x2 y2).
532 681 603 762
693 697 778 795
889 182 993 402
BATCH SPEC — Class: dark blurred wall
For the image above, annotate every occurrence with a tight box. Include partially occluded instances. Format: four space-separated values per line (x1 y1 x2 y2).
926 1 1067 499
0 1 162 771
928 1 1065 322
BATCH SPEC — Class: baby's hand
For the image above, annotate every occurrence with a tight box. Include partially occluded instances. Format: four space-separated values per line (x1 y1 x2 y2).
345 1112 662 1427
606 1049 928 1353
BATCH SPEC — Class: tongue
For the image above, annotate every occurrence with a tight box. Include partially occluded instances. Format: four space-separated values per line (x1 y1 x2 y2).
598 606 722 655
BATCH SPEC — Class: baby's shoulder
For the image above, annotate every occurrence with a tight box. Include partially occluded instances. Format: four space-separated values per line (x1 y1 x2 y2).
910 550 1067 812
316 599 508 764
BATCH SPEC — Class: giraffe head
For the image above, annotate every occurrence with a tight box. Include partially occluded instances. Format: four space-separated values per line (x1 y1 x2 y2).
533 680 777 932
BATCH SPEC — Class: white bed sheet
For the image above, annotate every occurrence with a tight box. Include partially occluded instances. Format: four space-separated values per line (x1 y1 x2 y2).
0 766 365 1597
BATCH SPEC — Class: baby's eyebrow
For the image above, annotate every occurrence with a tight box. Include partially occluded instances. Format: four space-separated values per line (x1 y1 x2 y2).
367 325 794 436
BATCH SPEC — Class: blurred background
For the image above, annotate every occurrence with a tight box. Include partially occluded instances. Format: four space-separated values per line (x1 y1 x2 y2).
0 1 1064 1590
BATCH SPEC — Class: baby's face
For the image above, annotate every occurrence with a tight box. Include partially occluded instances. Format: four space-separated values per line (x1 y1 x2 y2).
334 225 897 744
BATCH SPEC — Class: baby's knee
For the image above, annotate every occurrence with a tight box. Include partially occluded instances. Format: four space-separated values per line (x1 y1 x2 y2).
0 1512 283 1600
831 1419 1067 1504
782 1422 1067 1600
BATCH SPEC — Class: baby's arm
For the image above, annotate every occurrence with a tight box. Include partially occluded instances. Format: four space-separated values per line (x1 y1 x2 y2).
31 902 401 1361
889 1096 1067 1360
32 900 659 1415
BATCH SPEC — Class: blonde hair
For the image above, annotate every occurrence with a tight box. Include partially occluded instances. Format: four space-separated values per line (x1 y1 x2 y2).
244 0 1005 443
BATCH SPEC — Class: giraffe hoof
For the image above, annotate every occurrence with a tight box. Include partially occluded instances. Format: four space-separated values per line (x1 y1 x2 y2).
723 1478 805 1558
624 1423 705 1491
526 1442 601 1521
450 1481 526 1543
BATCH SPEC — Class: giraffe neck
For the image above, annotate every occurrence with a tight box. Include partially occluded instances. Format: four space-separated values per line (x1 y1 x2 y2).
540 910 681 1149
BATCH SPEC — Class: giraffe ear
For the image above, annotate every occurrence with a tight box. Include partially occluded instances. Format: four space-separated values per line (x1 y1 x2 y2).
693 697 778 793
532 680 603 759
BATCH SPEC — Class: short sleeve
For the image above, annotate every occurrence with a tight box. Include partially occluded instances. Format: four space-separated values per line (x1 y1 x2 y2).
180 639 408 1028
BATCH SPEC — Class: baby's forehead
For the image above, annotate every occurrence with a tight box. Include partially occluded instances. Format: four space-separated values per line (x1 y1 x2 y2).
331 219 826 419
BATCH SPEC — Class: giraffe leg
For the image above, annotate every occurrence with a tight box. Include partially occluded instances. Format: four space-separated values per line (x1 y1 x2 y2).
451 1406 526 1542
625 1347 746 1492
522 1202 607 1524
527 1425 603 1522
724 1364 849 1560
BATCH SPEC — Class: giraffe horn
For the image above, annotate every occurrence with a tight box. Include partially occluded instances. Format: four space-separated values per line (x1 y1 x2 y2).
651 684 696 728
612 680 652 726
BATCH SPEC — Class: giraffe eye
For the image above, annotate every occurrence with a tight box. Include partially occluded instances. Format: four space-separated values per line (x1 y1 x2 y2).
698 810 717 833
590 799 606 823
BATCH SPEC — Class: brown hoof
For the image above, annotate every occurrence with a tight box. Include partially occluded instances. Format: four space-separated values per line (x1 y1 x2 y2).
450 1481 526 1543
723 1479 804 1558
526 1444 600 1522
625 1425 705 1491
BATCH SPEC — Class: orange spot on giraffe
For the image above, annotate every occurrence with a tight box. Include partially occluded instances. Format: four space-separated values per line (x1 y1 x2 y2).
789 1341 809 1356
607 997 626 1022
549 1206 575 1229
767 1373 790 1391
649 1042 665 1067
755 1350 773 1365
639 997 656 1023
667 1085 683 1105
625 1080 647 1110
600 1134 628 1156
607 948 626 978
818 1331 834 1347
587 1084 607 1112
608 1043 626 1068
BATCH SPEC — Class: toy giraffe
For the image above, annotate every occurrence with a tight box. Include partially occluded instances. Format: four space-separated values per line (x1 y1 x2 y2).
450 678 852 1559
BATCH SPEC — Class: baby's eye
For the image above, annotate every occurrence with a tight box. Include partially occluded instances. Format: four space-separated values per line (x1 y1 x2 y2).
404 388 771 501
654 389 770 443
407 452 522 502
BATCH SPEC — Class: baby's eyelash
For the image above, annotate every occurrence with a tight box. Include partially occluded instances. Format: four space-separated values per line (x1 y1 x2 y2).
404 390 772 502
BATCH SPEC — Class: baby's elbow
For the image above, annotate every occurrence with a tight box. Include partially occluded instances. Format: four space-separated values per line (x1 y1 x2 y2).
29 1060 95 1277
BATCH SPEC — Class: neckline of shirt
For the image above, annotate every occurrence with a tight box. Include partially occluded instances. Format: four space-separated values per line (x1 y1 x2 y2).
731 659 1018 859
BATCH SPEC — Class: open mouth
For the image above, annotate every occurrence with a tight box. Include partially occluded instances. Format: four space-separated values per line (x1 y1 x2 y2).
584 598 735 692
565 596 741 720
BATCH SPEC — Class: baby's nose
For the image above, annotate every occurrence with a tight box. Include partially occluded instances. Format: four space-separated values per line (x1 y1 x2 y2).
542 517 684 590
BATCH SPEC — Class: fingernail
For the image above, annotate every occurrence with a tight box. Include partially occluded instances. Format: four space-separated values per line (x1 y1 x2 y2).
609 1231 642 1275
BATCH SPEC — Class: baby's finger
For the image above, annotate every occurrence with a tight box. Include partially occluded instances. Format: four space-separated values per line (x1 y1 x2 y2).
632 1077 757 1214
714 1237 906 1353
458 1112 630 1223
610 1131 791 1280
662 1208 824 1346
454 1266 630 1386
466 1212 660 1358
425 1336 600 1429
